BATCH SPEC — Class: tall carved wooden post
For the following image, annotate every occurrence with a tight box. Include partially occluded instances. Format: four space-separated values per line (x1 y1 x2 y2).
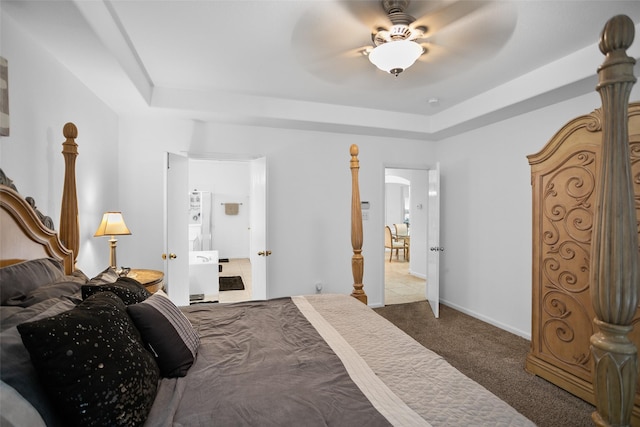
59 122 79 266
350 144 367 304
590 15 638 427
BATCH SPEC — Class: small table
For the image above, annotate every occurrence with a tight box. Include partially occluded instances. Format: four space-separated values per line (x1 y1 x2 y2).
127 269 164 294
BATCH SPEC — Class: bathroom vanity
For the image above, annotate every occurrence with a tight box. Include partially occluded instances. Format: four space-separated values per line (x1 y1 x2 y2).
189 250 219 302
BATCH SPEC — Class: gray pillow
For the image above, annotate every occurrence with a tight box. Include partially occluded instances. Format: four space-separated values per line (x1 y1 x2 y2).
1 297 76 426
0 259 65 305
4 270 87 308
127 290 200 378
1 297 73 332
0 380 46 427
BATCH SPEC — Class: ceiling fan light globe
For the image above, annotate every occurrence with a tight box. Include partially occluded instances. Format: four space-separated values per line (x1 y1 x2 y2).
368 40 423 75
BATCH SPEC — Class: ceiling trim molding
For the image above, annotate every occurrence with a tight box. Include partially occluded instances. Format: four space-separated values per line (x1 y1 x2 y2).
73 0 154 104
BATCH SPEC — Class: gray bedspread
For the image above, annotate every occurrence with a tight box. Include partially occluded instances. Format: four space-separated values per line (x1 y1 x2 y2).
146 297 393 426
145 294 534 427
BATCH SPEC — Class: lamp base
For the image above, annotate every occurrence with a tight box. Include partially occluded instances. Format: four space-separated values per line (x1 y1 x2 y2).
109 236 118 270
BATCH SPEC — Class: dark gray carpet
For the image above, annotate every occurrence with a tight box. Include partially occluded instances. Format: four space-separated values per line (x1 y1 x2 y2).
374 301 595 427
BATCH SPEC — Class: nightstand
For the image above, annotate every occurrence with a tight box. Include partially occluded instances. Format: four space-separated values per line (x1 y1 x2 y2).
127 269 164 294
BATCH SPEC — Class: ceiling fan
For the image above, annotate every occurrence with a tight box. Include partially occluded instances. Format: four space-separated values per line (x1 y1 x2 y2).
367 0 430 76
291 0 517 87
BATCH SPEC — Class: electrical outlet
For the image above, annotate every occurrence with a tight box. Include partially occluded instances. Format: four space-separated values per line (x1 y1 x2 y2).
315 282 323 294
362 211 369 220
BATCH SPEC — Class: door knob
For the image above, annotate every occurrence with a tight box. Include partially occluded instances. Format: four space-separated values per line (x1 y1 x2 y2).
162 253 177 259
258 251 272 256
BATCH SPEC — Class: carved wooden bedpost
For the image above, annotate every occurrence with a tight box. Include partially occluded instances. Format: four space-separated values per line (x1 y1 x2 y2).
350 144 367 304
59 122 79 267
590 15 638 427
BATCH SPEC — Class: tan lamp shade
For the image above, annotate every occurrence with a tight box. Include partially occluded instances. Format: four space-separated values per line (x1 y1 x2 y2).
94 212 131 237
94 212 131 269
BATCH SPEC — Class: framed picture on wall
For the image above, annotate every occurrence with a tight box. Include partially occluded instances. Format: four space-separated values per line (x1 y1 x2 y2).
0 56 8 136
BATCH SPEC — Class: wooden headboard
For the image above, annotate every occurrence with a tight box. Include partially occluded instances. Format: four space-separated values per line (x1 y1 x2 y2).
0 123 79 275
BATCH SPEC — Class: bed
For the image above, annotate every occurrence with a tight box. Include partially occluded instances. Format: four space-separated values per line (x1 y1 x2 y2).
0 133 535 427
0 14 634 427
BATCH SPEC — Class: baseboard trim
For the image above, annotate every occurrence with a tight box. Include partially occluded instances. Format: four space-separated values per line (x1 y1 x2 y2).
439 299 531 340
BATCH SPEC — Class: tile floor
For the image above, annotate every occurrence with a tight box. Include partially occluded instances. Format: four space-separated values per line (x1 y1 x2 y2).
200 253 424 305
384 249 426 305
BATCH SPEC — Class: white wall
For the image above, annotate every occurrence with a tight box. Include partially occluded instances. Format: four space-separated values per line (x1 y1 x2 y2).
116 117 436 307
385 182 405 227
435 86 640 338
408 169 428 279
0 12 118 277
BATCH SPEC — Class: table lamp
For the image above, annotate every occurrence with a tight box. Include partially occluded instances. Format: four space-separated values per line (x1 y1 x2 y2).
94 211 131 270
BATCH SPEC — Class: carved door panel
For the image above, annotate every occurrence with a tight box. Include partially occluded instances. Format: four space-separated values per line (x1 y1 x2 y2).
530 123 601 385
527 104 640 408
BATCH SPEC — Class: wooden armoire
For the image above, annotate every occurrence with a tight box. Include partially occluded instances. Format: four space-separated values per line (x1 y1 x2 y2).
525 102 640 422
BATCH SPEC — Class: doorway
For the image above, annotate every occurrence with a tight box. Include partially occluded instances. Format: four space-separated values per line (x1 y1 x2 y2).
189 159 250 303
165 155 266 305
384 168 427 305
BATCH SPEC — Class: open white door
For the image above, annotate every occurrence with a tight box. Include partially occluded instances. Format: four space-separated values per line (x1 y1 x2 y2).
249 157 267 300
427 164 441 318
163 153 189 306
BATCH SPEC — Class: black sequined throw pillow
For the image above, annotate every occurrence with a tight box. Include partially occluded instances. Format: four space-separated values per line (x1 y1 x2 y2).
81 276 151 305
17 292 159 427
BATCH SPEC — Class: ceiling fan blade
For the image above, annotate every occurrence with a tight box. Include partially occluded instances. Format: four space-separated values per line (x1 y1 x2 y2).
413 43 469 80
410 0 492 34
338 0 392 32
422 1 516 60
292 2 372 67
302 53 379 86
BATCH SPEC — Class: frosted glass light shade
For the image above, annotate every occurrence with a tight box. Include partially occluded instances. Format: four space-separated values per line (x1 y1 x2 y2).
368 40 423 75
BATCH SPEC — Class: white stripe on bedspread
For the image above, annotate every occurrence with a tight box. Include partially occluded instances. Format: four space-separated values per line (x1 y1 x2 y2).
299 294 535 427
292 295 432 427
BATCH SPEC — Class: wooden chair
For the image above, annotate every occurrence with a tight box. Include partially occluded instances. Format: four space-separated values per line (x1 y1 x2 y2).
393 223 410 261
393 223 408 238
385 226 406 261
